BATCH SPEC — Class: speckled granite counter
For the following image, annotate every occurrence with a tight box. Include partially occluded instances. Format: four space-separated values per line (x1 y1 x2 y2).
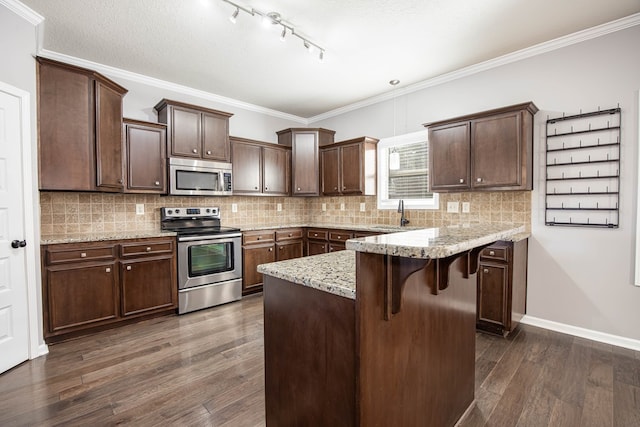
239 223 423 233
345 223 525 258
41 230 177 245
258 250 355 299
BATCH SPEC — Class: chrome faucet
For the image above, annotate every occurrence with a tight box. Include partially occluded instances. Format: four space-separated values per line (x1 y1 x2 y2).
398 199 410 227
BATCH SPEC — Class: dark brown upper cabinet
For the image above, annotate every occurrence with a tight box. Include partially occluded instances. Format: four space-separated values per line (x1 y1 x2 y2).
123 119 167 194
276 128 335 196
230 137 290 196
424 102 538 192
37 57 128 192
154 99 233 162
320 136 378 196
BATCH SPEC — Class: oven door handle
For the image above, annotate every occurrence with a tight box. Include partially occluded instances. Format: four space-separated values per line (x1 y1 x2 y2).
177 233 242 242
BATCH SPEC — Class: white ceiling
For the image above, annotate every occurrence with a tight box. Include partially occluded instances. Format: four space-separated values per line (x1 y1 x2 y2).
18 0 640 118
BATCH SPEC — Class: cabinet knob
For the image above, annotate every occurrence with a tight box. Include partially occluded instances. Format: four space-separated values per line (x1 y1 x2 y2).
288 233 292 237
80 252 87 258
297 187 301 191
255 186 259 190
257 236 261 240
476 177 482 182
118 179 123 184
314 233 318 237
343 187 346 190
206 150 212 155
146 247 151 252
459 178 464 183
154 181 160 186
106 267 111 273
338 236 342 239
126 265 132 271
192 148 198 154
489 250 495 256
265 186 268 191
334 187 338 190
268 247 273 252
279 246 283 250
483 268 489 273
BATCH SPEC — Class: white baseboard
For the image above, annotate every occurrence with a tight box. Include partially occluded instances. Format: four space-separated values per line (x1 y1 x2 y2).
34 343 49 359
520 315 640 352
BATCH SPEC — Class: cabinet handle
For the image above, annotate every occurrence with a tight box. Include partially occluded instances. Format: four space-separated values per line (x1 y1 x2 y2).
206 150 212 155
489 250 495 256
80 252 87 258
154 181 160 186
106 267 111 273
483 268 489 273
476 177 482 182
146 247 151 252
459 178 464 183
126 265 132 271
268 247 273 252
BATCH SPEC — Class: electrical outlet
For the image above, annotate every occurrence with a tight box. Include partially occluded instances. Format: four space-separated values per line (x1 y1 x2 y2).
321 203 327 212
462 202 470 213
231 203 238 213
447 201 459 213
277 203 282 212
360 202 366 212
135 204 144 215
340 203 345 211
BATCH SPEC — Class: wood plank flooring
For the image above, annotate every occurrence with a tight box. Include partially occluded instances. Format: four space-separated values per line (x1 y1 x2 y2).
1 294 640 426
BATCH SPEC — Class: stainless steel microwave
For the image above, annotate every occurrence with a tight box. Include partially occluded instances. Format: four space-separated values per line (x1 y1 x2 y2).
168 157 233 196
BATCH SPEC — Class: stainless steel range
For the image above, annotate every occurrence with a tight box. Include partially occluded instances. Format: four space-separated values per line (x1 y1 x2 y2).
161 207 242 314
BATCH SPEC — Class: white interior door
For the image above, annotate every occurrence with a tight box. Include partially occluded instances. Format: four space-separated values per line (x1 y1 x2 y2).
0 85 30 374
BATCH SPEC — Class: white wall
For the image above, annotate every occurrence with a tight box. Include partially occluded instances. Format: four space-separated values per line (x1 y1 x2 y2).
315 25 640 341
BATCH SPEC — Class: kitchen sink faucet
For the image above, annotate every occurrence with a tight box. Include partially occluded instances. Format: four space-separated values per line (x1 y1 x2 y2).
398 199 410 227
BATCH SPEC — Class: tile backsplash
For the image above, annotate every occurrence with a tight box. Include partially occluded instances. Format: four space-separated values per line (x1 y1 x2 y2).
40 191 530 239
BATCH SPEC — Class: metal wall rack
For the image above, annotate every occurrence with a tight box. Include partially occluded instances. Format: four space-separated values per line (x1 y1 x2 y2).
545 107 621 228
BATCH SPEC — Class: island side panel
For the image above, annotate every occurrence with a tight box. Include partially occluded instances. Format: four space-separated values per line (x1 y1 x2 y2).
263 276 356 427
355 252 477 427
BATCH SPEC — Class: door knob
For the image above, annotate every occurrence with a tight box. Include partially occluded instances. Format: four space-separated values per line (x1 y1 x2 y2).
11 240 27 249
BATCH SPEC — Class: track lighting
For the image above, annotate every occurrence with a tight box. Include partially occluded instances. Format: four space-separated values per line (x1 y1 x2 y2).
221 0 325 62
229 7 239 23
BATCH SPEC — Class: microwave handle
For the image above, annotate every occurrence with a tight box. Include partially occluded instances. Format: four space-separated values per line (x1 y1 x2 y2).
218 171 224 192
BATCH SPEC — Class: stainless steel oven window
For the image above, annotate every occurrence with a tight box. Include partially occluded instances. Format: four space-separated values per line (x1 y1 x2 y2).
176 170 219 191
188 241 234 277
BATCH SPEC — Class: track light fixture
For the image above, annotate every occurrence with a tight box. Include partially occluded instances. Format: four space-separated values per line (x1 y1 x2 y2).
221 0 325 62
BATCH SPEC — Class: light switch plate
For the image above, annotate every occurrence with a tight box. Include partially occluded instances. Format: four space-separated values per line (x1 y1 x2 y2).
462 202 470 213
135 204 144 215
447 201 459 213
231 203 238 213
340 203 345 211
360 202 366 212
277 203 282 212
322 203 327 212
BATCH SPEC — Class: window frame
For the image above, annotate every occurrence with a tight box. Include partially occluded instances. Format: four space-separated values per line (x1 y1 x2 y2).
377 130 439 210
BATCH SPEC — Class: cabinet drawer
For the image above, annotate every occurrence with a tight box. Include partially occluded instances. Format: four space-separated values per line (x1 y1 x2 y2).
243 230 275 245
276 228 303 241
480 245 509 262
120 240 174 257
307 229 328 240
329 231 353 242
46 245 117 264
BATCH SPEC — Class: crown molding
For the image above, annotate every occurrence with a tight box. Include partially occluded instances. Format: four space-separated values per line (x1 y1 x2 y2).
0 0 44 25
308 12 640 123
36 48 309 125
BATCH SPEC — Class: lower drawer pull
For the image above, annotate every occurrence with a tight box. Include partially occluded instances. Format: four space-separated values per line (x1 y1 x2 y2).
146 247 151 252
489 251 495 256
126 265 132 271
483 268 489 273
105 267 111 273
80 252 87 258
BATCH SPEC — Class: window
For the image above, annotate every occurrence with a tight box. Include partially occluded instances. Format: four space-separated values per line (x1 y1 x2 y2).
377 130 439 209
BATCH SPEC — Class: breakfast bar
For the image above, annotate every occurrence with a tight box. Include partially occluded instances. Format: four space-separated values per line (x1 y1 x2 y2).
258 223 525 427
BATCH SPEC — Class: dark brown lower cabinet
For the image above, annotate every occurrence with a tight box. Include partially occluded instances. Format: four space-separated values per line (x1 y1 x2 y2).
476 239 528 336
42 237 177 343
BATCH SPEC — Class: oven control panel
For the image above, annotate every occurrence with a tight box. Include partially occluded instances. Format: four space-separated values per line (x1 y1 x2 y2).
161 207 220 219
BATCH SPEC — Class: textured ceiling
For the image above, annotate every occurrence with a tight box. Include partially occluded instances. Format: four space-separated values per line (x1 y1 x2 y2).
19 0 640 118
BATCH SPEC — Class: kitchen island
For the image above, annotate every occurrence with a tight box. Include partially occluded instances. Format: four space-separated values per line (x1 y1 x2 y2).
258 223 525 427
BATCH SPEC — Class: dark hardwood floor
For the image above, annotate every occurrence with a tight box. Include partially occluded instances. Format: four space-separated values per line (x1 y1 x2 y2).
2 293 639 426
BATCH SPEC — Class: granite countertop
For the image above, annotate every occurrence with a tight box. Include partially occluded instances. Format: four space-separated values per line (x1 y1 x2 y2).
240 223 425 233
257 250 356 299
345 223 525 259
41 230 177 245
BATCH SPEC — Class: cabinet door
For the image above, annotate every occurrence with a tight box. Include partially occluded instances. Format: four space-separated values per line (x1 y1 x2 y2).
292 131 319 195
340 143 363 194
242 243 275 294
477 262 509 330
202 111 230 161
428 122 470 191
45 262 119 334
95 80 124 191
321 147 340 195
276 240 304 261
471 112 521 189
263 146 289 195
37 60 94 191
125 121 167 193
170 106 202 158
231 142 262 194
120 256 176 317
307 240 328 256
